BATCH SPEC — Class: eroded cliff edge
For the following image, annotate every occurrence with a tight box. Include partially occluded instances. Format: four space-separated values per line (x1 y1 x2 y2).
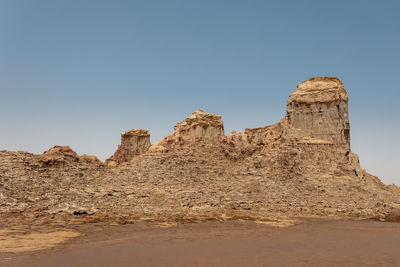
1 77 399 227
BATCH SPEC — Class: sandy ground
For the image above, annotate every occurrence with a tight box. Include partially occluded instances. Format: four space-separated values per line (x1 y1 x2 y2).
1 219 400 267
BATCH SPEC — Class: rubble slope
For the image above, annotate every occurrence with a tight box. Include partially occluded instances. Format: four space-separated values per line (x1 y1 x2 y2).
1 77 399 227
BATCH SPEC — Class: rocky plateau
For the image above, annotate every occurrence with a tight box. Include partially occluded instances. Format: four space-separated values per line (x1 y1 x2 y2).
1 77 399 229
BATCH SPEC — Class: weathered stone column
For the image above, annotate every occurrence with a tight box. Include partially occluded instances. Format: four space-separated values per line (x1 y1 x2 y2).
106 129 151 165
286 77 350 148
173 110 224 143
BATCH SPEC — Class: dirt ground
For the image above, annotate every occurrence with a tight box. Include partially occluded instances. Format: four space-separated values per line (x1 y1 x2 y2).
1 218 400 267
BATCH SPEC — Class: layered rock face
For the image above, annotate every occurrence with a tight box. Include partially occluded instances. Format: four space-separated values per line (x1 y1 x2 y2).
106 129 151 165
173 109 224 143
286 77 350 147
148 110 224 153
222 77 351 160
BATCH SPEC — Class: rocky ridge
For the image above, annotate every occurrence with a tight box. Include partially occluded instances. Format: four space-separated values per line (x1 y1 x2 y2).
0 77 399 228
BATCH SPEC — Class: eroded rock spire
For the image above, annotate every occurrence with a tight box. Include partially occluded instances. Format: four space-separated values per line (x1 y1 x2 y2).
106 129 151 165
286 77 350 147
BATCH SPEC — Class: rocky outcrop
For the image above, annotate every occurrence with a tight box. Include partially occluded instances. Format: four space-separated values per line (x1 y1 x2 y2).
224 77 349 146
1 76 399 228
285 77 350 147
80 155 103 164
221 77 352 161
38 146 80 166
173 109 224 142
38 146 102 166
148 110 224 153
106 129 151 165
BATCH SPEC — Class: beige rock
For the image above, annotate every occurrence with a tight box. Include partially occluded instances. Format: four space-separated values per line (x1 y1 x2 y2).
149 110 224 152
1 76 399 229
222 78 350 150
38 145 79 165
288 77 348 104
286 77 350 147
173 109 224 143
80 154 103 164
106 129 151 165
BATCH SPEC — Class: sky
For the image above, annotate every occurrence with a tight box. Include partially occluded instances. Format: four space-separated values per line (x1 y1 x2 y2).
0 0 399 185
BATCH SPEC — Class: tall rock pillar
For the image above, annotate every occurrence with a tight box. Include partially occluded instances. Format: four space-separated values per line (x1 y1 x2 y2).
286 77 350 148
106 129 151 165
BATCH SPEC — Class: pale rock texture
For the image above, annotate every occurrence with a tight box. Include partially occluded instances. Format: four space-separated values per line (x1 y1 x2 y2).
285 77 350 147
38 146 80 165
222 77 351 160
1 76 399 228
106 129 151 165
173 109 224 142
149 110 224 153
38 146 102 166
80 154 103 164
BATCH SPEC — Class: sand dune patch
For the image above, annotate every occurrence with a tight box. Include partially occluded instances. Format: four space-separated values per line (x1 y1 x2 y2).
0 229 80 253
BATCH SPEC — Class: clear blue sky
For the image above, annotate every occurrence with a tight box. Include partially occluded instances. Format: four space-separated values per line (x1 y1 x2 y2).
1 0 399 185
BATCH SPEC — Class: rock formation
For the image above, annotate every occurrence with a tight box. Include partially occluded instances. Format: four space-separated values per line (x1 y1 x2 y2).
39 145 80 165
148 109 224 153
225 77 349 147
286 77 350 146
106 129 151 165
1 77 399 228
38 145 102 166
